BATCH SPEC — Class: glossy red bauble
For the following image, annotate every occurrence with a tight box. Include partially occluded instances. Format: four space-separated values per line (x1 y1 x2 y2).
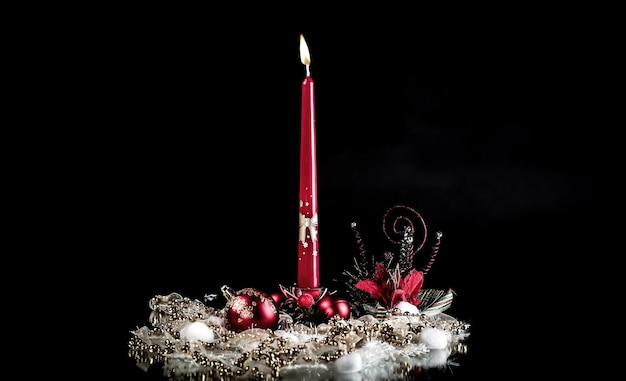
316 296 350 319
270 292 285 306
224 288 279 332
332 299 351 319
317 296 334 314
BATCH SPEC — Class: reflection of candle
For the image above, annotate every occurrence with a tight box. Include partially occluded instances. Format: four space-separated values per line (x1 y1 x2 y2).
297 34 320 291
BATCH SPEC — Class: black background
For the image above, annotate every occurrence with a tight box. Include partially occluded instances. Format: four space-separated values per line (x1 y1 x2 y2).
48 7 598 380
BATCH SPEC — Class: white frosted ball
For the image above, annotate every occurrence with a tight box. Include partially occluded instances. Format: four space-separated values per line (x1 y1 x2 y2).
418 327 448 349
335 352 362 373
395 301 419 315
180 321 215 343
424 348 450 368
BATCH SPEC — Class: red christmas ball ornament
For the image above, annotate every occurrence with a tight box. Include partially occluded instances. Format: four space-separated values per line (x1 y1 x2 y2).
221 286 279 332
270 292 285 306
316 296 351 319
317 295 334 314
332 299 351 319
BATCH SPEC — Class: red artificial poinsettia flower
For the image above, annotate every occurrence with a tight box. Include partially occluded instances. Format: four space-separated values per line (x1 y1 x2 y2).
400 269 424 306
355 263 424 310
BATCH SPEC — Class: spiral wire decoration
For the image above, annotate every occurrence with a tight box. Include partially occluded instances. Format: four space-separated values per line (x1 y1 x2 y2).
382 205 428 255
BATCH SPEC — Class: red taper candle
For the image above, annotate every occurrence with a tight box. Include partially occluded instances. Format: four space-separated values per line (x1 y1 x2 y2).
297 34 320 291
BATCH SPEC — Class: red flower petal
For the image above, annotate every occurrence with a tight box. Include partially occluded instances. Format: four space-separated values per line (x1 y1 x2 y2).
356 280 383 300
400 270 424 304
391 289 406 307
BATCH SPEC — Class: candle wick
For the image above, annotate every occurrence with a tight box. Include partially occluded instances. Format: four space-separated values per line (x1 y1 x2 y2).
306 64 310 77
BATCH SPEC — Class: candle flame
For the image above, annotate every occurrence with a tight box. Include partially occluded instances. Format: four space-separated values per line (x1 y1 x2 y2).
299 34 311 66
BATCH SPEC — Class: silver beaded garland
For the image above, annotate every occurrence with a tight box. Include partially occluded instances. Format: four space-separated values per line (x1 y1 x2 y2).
129 292 470 380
